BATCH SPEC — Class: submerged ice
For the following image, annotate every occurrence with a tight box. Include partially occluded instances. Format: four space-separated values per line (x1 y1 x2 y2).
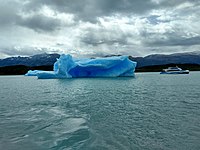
25 54 137 79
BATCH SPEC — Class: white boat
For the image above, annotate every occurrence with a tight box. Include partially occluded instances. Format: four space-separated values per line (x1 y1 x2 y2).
160 66 189 74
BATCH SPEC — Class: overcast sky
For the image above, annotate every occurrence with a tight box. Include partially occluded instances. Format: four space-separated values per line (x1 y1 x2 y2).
0 0 200 58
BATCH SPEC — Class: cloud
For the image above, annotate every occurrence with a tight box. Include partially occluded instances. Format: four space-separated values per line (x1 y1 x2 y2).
24 0 156 22
0 0 200 58
0 46 53 56
146 35 200 47
24 0 199 22
79 24 129 46
0 1 21 26
18 14 62 32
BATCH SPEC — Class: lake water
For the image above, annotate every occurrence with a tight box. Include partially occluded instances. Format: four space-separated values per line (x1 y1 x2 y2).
0 72 200 150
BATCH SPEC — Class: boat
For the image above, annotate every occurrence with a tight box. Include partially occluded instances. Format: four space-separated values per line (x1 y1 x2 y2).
160 66 189 74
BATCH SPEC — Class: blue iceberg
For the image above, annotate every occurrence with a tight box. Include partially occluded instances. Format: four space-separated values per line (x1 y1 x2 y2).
25 70 42 76
25 54 137 79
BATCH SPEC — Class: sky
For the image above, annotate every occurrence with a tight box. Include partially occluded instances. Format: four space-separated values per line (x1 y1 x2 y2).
0 0 200 58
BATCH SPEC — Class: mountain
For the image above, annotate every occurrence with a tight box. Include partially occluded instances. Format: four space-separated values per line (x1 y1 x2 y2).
129 51 200 67
0 53 60 67
1 51 200 68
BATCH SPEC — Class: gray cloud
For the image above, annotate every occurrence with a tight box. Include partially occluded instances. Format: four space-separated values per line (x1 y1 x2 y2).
146 36 200 47
80 27 129 47
24 0 199 22
0 0 200 58
0 1 20 26
0 47 46 56
24 0 155 22
0 46 59 57
0 0 74 33
18 14 62 32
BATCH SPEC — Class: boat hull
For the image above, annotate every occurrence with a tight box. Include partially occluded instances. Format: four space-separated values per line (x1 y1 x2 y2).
160 70 189 74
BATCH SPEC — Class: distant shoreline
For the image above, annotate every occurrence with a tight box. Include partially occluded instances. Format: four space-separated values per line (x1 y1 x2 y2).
1 64 200 75
135 64 200 72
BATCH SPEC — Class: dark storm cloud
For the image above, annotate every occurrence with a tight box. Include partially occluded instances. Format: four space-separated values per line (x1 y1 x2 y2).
18 14 62 32
158 0 200 8
0 0 70 32
24 0 199 22
1 0 199 31
0 1 20 26
24 0 155 22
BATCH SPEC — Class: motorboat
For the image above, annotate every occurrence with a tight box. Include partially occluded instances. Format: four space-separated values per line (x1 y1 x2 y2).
160 66 189 74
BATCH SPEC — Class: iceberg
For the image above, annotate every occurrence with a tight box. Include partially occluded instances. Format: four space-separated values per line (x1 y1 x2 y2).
25 54 137 79
25 70 42 76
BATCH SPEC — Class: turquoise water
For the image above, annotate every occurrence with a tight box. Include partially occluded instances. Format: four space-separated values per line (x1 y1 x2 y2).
0 72 200 150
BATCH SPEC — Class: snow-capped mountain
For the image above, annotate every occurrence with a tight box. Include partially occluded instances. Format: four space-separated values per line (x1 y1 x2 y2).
0 53 60 67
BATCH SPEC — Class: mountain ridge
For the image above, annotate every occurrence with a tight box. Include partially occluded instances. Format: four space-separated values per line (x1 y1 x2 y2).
129 51 200 67
0 53 60 67
0 51 200 68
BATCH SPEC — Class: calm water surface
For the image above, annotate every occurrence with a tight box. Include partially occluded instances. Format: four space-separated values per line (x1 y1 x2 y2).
0 72 200 150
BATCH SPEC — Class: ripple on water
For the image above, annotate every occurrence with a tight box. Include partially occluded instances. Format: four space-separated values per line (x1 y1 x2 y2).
1 74 200 150
0 102 90 149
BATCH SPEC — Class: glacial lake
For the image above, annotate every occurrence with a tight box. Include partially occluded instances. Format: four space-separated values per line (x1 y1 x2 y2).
0 72 200 150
